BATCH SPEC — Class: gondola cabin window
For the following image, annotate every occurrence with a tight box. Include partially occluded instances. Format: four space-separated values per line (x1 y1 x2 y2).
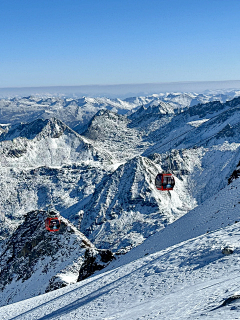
155 173 175 191
45 217 61 232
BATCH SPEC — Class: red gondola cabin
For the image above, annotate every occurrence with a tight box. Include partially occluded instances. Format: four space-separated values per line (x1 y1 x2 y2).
155 173 175 191
45 217 61 232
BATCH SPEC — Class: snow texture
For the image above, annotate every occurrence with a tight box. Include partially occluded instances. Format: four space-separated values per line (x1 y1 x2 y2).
1 178 240 319
1 90 240 318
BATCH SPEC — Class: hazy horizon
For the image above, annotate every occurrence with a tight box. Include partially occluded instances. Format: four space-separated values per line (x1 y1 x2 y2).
0 80 240 99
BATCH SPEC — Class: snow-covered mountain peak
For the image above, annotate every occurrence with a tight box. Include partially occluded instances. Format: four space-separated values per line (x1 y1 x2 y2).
130 100 175 119
80 109 150 161
0 118 70 141
0 117 113 168
77 154 195 253
90 108 128 124
1 90 238 131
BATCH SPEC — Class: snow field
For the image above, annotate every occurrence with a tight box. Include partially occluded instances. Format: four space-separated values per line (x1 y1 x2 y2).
1 220 240 319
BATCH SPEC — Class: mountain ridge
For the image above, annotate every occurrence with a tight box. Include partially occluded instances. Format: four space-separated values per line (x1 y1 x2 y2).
0 210 113 307
1 92 240 313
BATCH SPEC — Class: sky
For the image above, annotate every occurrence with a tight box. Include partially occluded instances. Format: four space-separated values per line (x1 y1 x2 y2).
0 0 240 88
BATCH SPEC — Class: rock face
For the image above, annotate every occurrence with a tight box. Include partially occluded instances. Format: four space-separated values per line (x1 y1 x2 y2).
78 155 195 253
221 246 234 255
77 248 114 282
0 210 113 307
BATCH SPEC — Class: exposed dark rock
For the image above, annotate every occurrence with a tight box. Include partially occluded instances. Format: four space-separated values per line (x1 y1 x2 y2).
222 247 234 255
77 248 114 281
211 295 240 311
7 149 27 158
45 275 69 293
228 161 240 184
0 210 113 307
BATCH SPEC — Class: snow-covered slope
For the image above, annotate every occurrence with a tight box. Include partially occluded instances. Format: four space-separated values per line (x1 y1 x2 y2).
1 92 240 314
0 117 112 169
116 169 240 265
78 155 195 252
1 179 240 319
148 142 240 204
143 96 240 153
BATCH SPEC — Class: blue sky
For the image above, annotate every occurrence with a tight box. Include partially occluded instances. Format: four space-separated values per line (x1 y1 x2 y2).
0 0 240 87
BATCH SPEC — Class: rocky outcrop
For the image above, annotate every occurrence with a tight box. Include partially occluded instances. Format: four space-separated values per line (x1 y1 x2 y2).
0 210 113 307
221 246 234 255
77 248 114 281
228 161 240 184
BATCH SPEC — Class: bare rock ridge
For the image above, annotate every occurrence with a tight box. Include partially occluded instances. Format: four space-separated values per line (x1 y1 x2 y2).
0 210 113 307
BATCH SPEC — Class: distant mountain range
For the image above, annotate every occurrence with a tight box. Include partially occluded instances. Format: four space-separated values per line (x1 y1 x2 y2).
1 90 240 308
0 80 240 98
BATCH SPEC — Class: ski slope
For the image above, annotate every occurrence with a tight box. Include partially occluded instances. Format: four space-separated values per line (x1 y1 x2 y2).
1 179 240 319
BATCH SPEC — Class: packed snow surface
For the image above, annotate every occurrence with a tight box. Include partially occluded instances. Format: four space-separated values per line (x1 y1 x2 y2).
1 179 240 319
